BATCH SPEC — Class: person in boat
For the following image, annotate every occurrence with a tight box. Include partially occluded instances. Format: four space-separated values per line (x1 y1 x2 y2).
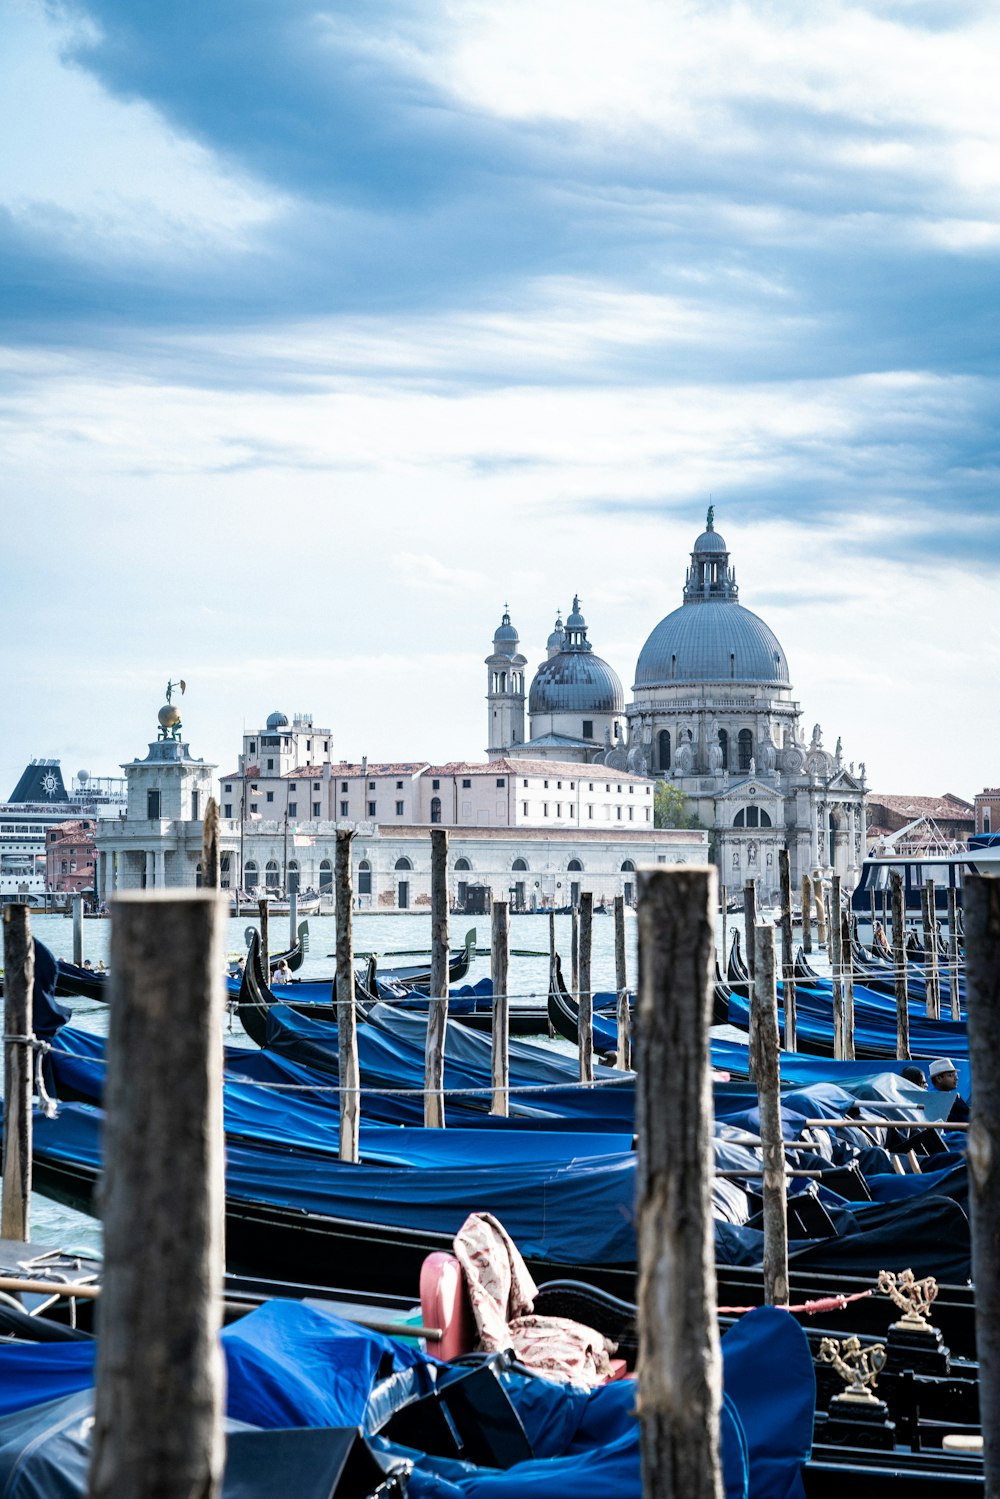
96 960 107 973
270 960 293 985
872 920 891 958
82 959 94 971
900 1065 926 1088
928 1057 970 1123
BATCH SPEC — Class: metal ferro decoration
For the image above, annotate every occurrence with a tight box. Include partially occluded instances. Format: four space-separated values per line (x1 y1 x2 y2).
877 1268 939 1329
817 1336 887 1403
157 679 187 741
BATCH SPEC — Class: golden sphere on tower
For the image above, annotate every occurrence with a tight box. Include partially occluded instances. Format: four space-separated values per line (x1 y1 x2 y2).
158 704 182 729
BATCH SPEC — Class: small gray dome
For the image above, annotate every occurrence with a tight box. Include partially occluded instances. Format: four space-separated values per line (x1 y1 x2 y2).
565 594 587 631
529 652 624 714
635 602 789 687
692 527 728 554
492 606 519 656
546 613 565 652
266 710 289 730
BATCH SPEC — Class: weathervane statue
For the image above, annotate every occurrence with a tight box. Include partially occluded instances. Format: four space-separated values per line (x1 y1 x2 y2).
157 678 187 741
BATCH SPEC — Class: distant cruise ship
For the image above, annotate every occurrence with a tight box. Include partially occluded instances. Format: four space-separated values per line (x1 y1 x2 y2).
0 760 126 904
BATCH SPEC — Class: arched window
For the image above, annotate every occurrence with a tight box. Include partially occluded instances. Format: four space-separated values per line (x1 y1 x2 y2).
658 729 671 771
738 729 753 772
394 857 412 871
319 858 332 893
455 857 471 871
244 862 258 890
568 858 583 872
357 859 372 895
511 857 528 872
621 859 636 872
265 859 280 888
287 859 299 893
430 796 442 824
760 810 772 828
718 728 729 770
734 806 769 829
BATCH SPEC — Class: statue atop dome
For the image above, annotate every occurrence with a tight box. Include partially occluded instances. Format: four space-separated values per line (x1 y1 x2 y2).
157 678 186 741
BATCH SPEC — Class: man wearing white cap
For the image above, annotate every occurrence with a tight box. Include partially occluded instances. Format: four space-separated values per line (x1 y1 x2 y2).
928 1058 969 1123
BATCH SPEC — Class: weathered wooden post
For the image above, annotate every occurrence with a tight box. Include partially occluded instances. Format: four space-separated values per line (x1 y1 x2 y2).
547 908 557 1038
637 865 723 1499
924 879 941 1020
778 849 797 1054
841 909 855 1060
947 884 961 1021
425 829 449 1128
90 890 227 1499
830 875 844 1059
2 905 33 1242
744 878 757 981
570 905 580 1000
801 873 813 955
869 887 877 944
288 888 298 950
578 891 594 1084
72 893 84 966
614 894 631 1071
257 897 269 979
752 923 789 1307
814 875 827 948
962 874 1000 1499
202 798 220 889
490 899 510 1116
335 830 360 1163
890 871 910 1060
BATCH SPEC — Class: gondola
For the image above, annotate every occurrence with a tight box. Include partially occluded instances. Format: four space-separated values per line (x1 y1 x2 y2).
236 933 381 1044
545 955 622 1053
243 919 310 972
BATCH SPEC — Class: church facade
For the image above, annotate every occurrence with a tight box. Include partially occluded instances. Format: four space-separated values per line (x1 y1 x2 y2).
489 511 867 898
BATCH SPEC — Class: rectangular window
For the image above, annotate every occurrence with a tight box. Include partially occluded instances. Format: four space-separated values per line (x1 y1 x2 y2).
250 803 258 814
556 803 562 817
313 782 320 791
224 804 232 819
267 758 274 770
617 807 623 820
266 791 274 803
312 802 320 817
396 780 404 789
544 780 549 789
368 801 376 817
340 801 348 816
191 789 199 820
617 784 622 793
496 778 505 787
289 782 297 791
589 782 594 792
341 781 348 792
570 782 575 791
583 720 593 739
629 785 635 794
522 802 529 816
146 789 160 819
251 784 258 792
396 800 404 815
543 803 549 817
249 742 256 754
628 806 634 821
605 784 610 792
587 805 594 819
288 802 297 817
523 779 528 787
462 778 472 788
369 780 375 790
306 741 311 753
432 778 440 790
557 781 562 790
645 808 651 821
224 784 232 794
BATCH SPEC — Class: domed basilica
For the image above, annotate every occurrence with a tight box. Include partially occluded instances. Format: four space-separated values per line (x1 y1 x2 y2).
488 509 867 892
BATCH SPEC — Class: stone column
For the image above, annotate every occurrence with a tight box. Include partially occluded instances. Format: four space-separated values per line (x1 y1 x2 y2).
109 851 117 894
155 848 167 889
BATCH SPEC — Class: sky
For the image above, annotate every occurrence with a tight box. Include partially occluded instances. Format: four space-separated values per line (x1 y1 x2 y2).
2 0 998 801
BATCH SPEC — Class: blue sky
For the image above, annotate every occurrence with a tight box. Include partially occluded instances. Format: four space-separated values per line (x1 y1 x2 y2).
1 0 997 798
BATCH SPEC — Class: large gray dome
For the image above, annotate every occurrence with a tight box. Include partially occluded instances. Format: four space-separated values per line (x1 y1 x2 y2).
529 651 624 713
635 602 789 687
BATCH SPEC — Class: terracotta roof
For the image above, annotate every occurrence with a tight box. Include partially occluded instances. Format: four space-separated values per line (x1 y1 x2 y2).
868 793 974 818
324 763 430 777
423 759 652 783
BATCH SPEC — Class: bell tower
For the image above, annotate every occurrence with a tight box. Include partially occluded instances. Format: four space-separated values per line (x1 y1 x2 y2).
485 606 527 760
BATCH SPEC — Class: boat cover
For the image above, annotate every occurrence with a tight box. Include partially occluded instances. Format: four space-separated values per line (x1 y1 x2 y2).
0 1297 815 1499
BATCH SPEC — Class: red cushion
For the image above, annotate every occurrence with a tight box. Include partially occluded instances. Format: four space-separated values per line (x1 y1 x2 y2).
420 1252 476 1361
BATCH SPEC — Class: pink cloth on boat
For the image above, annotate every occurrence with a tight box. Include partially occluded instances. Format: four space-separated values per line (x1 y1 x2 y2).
452 1211 617 1388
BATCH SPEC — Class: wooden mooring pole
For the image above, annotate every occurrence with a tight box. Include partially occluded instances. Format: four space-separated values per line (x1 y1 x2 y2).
425 829 449 1128
289 888 298 950
743 879 757 981
752 922 789 1306
258 897 269 979
947 884 961 1021
547 908 557 1038
614 893 631 1071
890 871 910 1060
830 875 844 1059
570 905 580 1001
961 874 1000 1498
72 892 84 966
636 865 723 1499
490 899 510 1116
814 875 827 948
2 905 33 1242
778 849 797 1054
924 879 942 1020
841 908 855 1060
578 891 594 1083
202 798 220 889
90 891 227 1499
335 830 360 1163
801 873 813 955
